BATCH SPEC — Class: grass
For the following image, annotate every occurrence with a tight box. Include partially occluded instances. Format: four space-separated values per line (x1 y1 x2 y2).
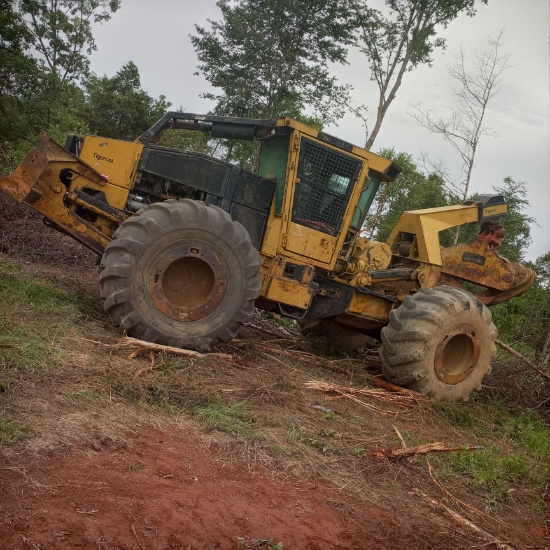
0 414 30 445
0 253 548 539
434 400 550 510
196 402 266 439
0 258 103 371
0 325 70 370
237 537 283 549
0 261 102 321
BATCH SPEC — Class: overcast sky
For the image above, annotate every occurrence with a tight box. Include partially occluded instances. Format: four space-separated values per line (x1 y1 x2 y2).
89 0 549 261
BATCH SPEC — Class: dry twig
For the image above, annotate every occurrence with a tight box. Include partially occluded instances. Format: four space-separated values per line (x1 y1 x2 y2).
305 380 432 417
426 458 509 531
375 442 483 460
496 339 550 379
83 336 234 361
413 489 514 549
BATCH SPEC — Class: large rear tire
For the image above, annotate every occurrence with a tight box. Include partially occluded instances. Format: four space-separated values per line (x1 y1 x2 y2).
380 286 497 402
99 200 261 352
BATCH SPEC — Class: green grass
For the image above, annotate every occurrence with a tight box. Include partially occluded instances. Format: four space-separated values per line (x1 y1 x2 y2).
0 258 102 321
434 400 550 510
503 411 550 457
0 258 102 371
0 414 30 445
196 402 265 439
237 537 283 549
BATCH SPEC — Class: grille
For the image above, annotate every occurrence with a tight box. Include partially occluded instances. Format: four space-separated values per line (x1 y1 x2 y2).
292 138 361 235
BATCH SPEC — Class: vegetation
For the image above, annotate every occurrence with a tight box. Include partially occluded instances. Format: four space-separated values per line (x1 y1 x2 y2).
350 0 488 149
0 255 547 534
0 0 166 170
191 0 353 124
0 414 30 445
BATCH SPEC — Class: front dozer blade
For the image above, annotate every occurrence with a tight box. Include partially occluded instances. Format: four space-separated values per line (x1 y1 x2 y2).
0 134 118 255
0 148 50 203
0 133 107 205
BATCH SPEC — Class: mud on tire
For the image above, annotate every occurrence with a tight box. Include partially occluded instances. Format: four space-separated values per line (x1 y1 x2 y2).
379 286 497 402
99 200 261 352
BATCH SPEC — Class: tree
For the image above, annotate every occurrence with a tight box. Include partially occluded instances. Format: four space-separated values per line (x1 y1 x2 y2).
351 0 487 150
491 252 550 359
17 0 121 85
0 0 120 140
83 62 170 140
191 0 353 123
535 252 550 366
410 31 510 204
490 177 534 263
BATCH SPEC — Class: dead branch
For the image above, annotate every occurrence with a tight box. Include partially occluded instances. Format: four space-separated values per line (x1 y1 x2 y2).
496 339 550 379
364 375 421 395
83 336 234 361
393 426 407 449
375 442 483 460
134 351 156 377
413 489 514 549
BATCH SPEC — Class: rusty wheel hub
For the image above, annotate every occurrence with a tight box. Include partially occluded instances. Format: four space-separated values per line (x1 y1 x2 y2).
434 324 481 385
147 243 226 322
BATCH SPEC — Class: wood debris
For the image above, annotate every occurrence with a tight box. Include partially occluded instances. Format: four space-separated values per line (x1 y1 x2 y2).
305 380 432 417
83 336 234 361
496 339 550 379
413 489 514 549
374 441 483 460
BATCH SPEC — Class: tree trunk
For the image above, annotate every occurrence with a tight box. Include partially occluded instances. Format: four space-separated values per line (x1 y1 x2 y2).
539 325 550 368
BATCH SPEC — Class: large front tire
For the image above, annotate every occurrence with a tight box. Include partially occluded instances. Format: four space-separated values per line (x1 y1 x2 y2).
380 286 497 402
99 200 261 352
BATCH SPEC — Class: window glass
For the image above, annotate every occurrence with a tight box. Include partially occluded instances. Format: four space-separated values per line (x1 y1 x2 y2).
291 138 362 236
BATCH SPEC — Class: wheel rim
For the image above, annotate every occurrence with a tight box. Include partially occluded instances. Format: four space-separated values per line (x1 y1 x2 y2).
146 242 227 322
434 324 481 385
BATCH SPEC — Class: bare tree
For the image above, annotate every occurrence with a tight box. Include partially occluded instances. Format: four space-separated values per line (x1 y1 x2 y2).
350 0 486 150
410 31 511 205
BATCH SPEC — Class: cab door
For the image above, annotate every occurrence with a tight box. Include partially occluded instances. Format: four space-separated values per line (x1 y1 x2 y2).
283 136 363 266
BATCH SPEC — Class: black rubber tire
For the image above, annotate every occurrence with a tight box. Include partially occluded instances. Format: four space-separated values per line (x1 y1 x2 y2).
379 286 497 402
99 200 261 352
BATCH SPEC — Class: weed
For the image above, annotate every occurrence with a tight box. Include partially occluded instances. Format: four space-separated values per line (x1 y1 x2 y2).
285 424 336 454
260 310 296 332
196 402 264 439
0 415 30 445
434 401 550 510
503 411 550 457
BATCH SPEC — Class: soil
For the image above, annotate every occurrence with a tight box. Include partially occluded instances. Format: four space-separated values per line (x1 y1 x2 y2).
0 238 548 549
0 417 425 550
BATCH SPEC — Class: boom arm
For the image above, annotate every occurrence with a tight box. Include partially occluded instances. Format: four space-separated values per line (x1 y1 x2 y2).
386 195 508 265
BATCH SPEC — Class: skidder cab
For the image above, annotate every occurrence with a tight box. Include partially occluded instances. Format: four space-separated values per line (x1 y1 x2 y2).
0 112 535 401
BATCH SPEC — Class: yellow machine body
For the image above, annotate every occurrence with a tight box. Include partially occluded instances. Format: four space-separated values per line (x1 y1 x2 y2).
0 113 535 333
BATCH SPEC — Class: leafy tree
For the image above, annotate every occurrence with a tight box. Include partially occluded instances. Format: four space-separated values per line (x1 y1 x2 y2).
191 0 353 123
17 0 121 84
83 62 170 140
350 0 487 149
492 252 550 358
491 177 534 263
0 0 120 157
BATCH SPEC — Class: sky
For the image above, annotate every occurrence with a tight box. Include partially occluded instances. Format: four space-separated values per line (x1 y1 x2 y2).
89 0 549 261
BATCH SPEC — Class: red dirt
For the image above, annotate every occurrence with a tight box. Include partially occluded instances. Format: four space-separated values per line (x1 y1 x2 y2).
1 422 424 550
